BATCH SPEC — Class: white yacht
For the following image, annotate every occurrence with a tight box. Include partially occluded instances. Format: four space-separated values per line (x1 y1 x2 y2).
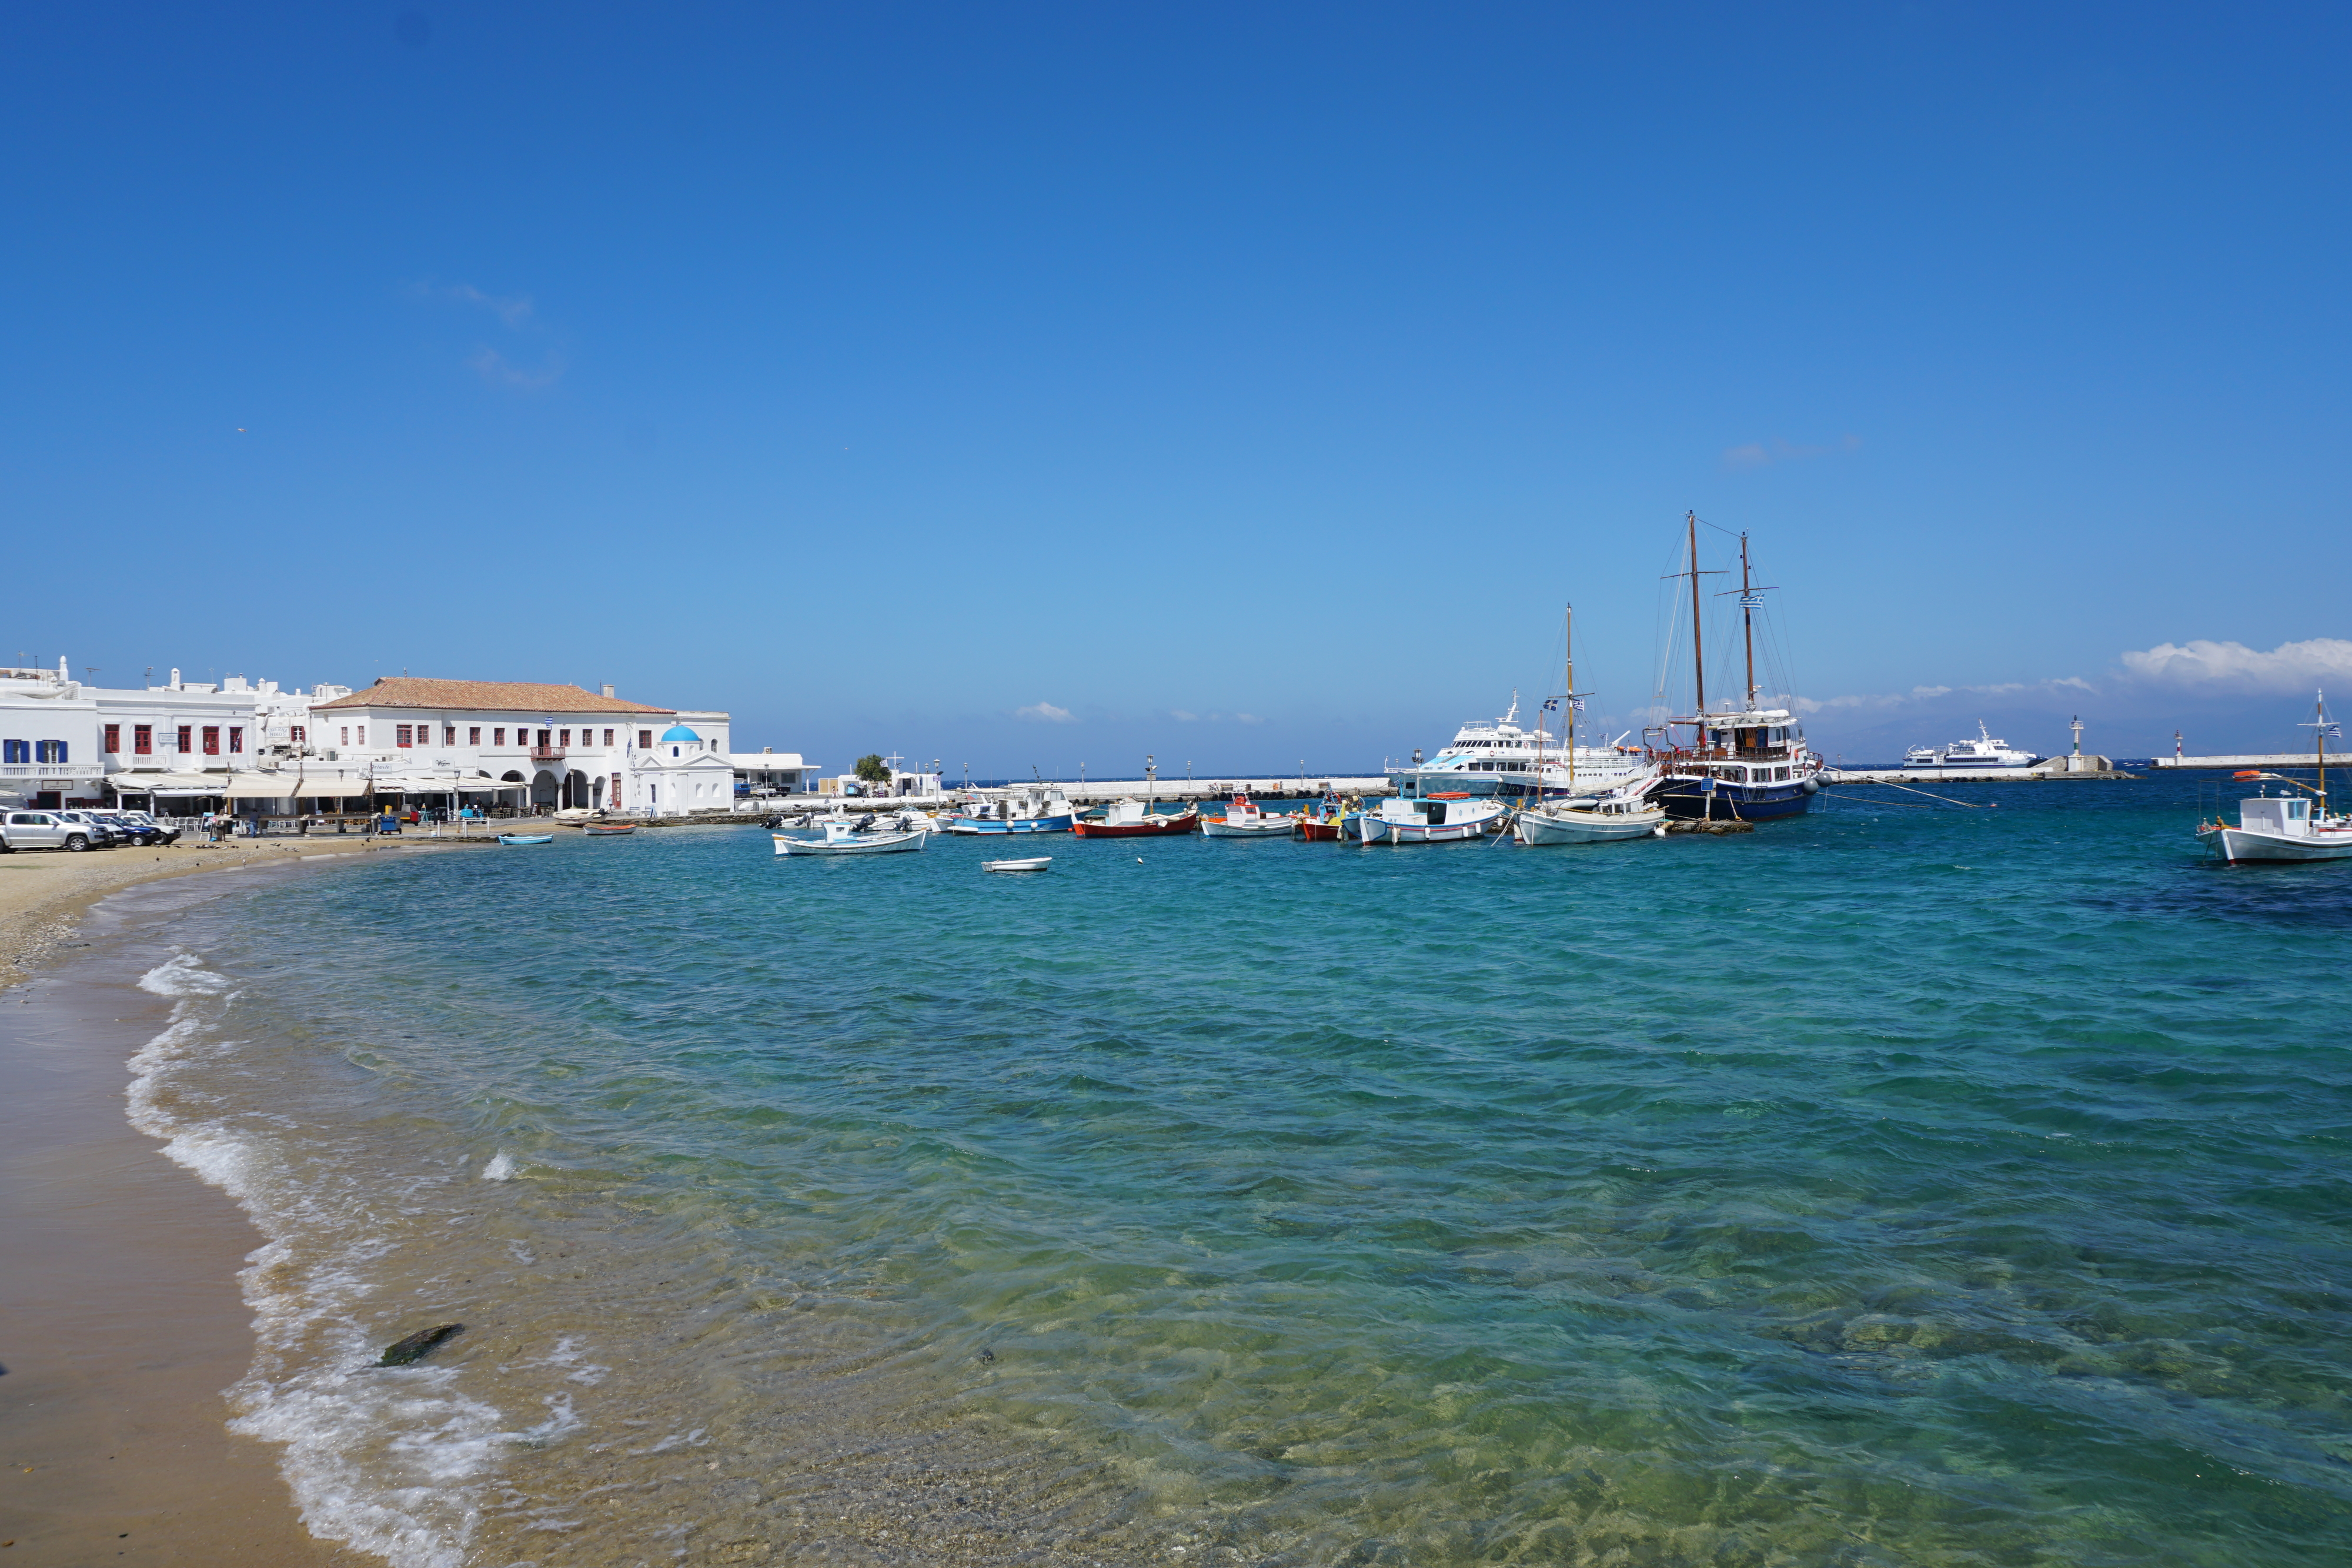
1392 693 1648 803
1903 723 2040 770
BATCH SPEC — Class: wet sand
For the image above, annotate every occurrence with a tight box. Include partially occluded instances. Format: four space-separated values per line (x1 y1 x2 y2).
0 849 451 1566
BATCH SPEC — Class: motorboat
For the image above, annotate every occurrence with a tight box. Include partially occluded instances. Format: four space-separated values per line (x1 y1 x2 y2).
983 857 1053 872
1648 515 1824 822
945 785 1078 835
1903 723 2040 769
497 833 554 845
773 820 929 855
2198 696 2352 862
1353 793 1506 844
1201 793 1298 838
1071 800 1200 837
1295 790 1352 841
1513 777 1667 844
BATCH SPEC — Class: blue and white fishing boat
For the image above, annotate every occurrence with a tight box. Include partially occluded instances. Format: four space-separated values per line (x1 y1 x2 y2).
945 784 1077 835
774 820 929 855
1352 793 1507 843
498 833 554 845
1646 514 1822 823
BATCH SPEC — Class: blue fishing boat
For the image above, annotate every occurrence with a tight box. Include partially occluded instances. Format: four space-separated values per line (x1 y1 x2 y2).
498 833 554 845
944 785 1077 835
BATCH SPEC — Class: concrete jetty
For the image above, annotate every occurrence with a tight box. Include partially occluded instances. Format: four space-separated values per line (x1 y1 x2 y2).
2153 753 2346 770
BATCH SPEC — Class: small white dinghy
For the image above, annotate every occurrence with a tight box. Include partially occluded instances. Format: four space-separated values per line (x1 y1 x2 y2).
773 820 929 856
983 856 1053 873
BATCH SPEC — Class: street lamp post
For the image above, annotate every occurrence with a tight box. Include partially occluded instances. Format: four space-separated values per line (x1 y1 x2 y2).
1145 754 1155 813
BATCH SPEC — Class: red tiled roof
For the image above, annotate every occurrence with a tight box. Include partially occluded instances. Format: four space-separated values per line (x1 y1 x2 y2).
312 678 675 715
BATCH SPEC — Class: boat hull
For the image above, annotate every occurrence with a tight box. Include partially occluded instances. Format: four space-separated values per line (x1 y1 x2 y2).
946 813 1075 835
2203 826 2352 862
498 834 553 845
1353 801 1506 842
983 857 1053 872
1072 811 1200 838
1295 820 1344 841
773 830 928 855
1201 817 1296 837
1514 805 1667 844
1652 777 1815 821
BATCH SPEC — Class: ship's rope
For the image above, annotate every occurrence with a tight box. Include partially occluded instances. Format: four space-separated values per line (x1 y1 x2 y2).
1820 781 1995 809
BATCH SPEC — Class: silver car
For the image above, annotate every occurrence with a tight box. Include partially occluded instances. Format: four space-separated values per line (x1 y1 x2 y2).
1 810 97 851
51 810 120 848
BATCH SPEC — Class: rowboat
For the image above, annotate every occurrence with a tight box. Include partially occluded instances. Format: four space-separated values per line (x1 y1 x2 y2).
983 857 1053 873
583 823 636 836
498 833 554 845
773 820 929 856
1071 801 1200 838
1201 793 1298 838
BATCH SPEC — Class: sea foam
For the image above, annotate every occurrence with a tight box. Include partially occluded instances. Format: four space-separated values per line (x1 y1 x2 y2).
126 952 524 1568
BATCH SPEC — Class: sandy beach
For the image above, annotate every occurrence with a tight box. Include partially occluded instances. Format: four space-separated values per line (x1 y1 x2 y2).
0 840 475 1566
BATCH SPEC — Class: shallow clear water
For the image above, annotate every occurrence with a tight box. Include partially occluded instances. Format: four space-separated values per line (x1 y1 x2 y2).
127 781 2352 1567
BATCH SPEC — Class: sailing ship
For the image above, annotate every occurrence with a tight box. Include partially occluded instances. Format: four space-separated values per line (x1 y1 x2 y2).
1648 513 1822 821
2197 693 2352 862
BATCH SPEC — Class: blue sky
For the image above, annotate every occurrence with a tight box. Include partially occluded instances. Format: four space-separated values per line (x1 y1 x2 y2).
6 3 2348 773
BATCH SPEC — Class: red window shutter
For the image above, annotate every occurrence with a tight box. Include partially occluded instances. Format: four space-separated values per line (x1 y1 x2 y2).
202 727 220 755
104 724 121 753
135 725 152 755
229 727 243 754
177 726 192 753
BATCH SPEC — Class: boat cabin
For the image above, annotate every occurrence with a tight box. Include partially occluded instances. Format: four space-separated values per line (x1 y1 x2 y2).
2239 795 2313 837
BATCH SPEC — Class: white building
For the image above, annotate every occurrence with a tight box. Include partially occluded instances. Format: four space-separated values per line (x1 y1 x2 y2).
1 661 341 811
308 677 738 817
731 750 816 797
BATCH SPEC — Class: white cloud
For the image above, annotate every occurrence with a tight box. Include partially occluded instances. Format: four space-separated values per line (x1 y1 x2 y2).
467 347 566 391
1721 433 1862 471
442 282 535 327
1235 713 1264 725
1014 701 1075 723
2117 638 2352 693
1170 710 1198 722
1793 677 2091 715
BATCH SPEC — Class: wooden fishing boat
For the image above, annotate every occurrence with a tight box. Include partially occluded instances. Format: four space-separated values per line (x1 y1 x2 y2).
498 833 554 845
2199 697 2352 862
773 820 928 856
1071 800 1200 838
583 823 636 835
1201 793 1298 838
983 856 1053 872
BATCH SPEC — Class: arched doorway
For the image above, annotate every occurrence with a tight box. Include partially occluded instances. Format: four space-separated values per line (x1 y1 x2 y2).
532 771 560 809
563 768 592 808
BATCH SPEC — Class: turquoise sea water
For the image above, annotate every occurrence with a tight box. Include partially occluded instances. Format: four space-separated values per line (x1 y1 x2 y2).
129 778 2352 1567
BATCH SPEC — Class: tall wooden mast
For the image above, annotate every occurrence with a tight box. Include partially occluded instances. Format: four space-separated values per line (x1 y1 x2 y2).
1740 532 1758 711
1686 511 1706 743
1565 603 1575 793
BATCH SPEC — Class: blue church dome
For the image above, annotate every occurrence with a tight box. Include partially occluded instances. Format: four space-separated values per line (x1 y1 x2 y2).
659 724 700 743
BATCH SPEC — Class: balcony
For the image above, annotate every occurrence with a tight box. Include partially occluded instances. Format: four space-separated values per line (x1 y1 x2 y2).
530 745 566 762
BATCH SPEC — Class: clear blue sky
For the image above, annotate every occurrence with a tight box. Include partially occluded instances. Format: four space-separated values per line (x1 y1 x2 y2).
8 3 2348 771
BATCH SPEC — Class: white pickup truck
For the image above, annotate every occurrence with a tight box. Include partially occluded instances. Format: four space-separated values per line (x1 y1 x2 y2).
0 810 99 851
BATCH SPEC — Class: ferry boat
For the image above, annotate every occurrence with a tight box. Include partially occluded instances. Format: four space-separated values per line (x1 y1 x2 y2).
1389 693 1647 804
1647 514 1823 822
1902 723 2041 769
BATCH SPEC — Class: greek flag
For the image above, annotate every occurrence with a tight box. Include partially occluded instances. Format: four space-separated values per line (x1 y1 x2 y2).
1542 698 1558 712
1569 697 1586 712
1740 593 1768 609
2329 723 2344 738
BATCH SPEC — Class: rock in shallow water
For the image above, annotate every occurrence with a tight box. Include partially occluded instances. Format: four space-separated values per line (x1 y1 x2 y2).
377 1323 465 1366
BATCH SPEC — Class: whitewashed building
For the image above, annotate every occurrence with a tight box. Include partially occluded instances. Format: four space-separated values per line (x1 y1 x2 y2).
308 677 739 817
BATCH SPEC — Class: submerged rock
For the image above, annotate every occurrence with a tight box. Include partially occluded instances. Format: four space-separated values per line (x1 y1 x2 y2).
377 1323 465 1366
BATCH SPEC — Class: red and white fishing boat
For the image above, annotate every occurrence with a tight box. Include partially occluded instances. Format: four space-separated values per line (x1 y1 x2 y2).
583 823 636 835
1071 799 1201 838
1295 790 1351 841
1201 793 1297 838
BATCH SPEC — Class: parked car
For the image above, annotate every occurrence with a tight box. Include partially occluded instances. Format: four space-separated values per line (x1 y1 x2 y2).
111 809 180 845
1 810 98 851
96 811 163 845
51 810 122 848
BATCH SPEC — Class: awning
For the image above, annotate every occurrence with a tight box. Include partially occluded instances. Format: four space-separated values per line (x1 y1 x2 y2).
108 771 223 790
221 777 377 798
369 775 527 793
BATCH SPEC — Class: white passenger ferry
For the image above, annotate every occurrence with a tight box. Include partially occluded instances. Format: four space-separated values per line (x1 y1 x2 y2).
1902 722 2041 770
1390 693 1648 803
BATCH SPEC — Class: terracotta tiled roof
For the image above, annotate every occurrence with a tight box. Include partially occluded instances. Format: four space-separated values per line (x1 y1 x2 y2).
312 678 675 715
